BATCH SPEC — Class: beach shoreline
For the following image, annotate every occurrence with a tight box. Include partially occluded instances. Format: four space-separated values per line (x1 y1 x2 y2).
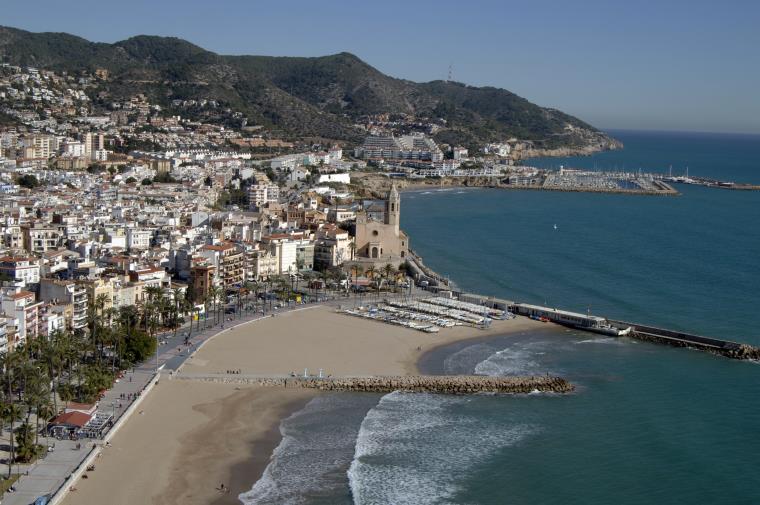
62 306 548 504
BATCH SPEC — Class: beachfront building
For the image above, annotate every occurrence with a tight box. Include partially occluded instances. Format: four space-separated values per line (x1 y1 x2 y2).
1 288 42 347
260 234 298 276
248 247 279 281
199 242 245 289
354 184 408 266
189 263 215 302
314 224 353 270
39 278 89 332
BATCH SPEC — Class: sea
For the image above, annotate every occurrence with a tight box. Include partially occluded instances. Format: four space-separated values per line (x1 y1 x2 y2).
241 130 760 505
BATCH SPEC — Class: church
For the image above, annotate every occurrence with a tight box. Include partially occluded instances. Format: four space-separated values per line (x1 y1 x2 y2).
354 184 409 266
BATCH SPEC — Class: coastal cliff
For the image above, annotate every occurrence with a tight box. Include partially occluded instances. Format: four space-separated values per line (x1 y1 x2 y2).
513 136 624 160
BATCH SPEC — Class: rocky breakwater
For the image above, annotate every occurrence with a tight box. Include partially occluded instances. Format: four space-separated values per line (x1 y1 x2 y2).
294 375 574 394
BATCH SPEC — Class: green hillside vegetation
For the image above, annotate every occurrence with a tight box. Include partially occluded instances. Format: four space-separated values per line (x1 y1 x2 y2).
0 26 619 150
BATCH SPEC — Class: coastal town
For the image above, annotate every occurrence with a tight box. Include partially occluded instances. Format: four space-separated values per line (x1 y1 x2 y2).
0 61 579 503
1 55 758 505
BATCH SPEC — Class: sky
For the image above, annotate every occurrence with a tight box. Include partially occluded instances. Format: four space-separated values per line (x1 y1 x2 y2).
3 0 759 134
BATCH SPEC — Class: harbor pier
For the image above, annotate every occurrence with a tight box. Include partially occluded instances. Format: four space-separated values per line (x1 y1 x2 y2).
609 320 760 360
411 283 760 361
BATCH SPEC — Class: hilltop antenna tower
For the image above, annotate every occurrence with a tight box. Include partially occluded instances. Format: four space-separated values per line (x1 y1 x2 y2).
447 63 453 82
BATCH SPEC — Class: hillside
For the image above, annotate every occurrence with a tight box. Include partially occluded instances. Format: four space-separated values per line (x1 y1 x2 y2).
0 26 621 151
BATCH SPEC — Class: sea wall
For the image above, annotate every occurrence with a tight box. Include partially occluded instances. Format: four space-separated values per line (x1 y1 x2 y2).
629 331 760 360
178 374 575 394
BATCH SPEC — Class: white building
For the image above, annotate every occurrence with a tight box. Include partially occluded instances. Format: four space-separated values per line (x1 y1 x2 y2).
318 173 351 184
62 141 87 158
249 183 280 208
126 228 152 250
354 134 443 162
452 147 469 160
0 256 40 286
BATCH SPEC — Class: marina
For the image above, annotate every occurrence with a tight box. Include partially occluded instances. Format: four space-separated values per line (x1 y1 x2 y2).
356 273 760 361
341 295 514 333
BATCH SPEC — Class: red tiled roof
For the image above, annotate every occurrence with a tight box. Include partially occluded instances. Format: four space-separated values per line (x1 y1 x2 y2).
10 291 34 300
201 243 234 251
50 411 91 428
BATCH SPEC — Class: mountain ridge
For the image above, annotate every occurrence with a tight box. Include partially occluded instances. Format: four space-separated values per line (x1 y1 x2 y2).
0 25 621 152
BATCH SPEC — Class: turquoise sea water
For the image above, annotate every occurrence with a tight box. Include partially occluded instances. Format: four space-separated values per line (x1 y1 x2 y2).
244 130 760 504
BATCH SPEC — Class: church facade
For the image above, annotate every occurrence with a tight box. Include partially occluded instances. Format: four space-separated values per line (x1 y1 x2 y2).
354 184 409 265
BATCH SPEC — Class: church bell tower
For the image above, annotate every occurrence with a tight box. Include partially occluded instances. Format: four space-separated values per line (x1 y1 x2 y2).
385 184 400 230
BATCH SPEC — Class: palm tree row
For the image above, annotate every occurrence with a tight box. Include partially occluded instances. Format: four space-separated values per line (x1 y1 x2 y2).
0 287 192 476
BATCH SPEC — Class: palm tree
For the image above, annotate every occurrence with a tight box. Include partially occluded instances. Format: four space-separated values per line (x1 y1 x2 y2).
244 281 259 314
143 286 163 335
348 241 357 261
2 401 23 477
34 398 54 448
40 334 64 415
364 266 377 301
207 286 221 325
382 263 394 292
171 287 184 339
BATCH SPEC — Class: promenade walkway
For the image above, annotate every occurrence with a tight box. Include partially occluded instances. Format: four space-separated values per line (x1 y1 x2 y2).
2 297 338 505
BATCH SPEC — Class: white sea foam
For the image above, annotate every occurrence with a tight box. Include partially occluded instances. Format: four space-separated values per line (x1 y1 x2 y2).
442 343 496 375
240 394 375 505
474 345 544 376
575 337 623 345
348 391 535 505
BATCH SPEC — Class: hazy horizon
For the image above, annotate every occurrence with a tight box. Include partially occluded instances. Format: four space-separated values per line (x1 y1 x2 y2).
3 0 759 135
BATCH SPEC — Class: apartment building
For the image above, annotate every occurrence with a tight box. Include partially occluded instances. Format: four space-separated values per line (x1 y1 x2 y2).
39 279 88 332
249 182 280 209
0 256 41 286
1 288 42 347
199 242 245 288
22 224 62 254
354 134 443 162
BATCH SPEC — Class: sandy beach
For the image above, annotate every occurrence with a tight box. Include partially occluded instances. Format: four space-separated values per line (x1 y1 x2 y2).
63 305 546 505
61 381 315 505
181 305 545 377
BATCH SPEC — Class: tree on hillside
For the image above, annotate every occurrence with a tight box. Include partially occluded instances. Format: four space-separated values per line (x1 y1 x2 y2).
16 174 40 189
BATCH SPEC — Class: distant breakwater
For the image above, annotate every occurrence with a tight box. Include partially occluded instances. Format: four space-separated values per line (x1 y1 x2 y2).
176 374 575 394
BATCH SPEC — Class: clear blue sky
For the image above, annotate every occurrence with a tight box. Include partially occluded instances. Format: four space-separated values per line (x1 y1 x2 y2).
3 0 759 133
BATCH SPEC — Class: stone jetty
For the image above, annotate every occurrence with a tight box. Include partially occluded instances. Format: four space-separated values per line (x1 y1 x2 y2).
179 374 575 395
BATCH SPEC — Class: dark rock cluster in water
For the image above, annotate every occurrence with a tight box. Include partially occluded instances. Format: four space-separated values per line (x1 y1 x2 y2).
187 375 575 394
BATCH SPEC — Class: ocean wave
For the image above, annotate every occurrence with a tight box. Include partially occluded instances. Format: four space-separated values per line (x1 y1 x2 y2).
474 345 545 377
442 343 497 375
240 394 377 505
348 391 535 505
574 337 624 345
